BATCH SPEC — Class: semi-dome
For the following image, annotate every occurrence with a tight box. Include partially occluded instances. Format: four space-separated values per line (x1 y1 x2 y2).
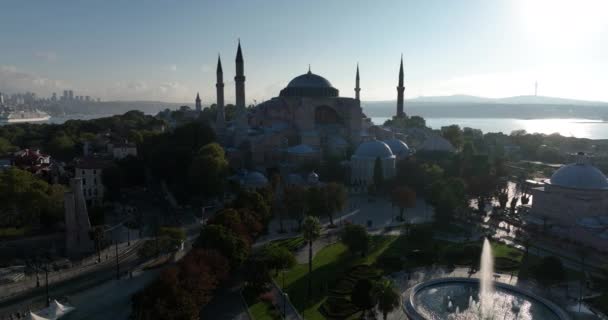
549 162 608 190
383 138 410 157
280 70 339 98
353 139 394 159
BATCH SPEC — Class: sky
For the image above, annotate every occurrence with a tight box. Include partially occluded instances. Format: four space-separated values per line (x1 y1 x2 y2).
1 0 607 104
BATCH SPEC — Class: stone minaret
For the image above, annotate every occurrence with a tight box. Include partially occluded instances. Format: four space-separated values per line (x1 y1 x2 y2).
354 63 361 101
234 40 248 143
235 40 246 110
216 55 225 130
396 55 406 118
195 93 202 113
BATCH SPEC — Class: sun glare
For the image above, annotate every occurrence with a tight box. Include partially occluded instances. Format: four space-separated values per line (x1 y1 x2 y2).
519 0 608 48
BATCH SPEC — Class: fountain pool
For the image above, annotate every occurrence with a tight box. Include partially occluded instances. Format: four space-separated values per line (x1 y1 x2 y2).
403 239 571 320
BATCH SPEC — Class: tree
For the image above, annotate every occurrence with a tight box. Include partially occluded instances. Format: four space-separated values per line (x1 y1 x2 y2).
391 186 416 221
351 279 378 317
441 125 464 150
188 142 228 198
260 245 296 275
533 256 565 288
373 157 384 189
302 215 321 300
284 185 308 230
340 224 369 256
376 279 401 320
324 182 347 226
195 224 249 269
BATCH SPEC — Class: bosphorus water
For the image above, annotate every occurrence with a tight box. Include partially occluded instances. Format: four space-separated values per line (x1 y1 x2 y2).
372 117 608 139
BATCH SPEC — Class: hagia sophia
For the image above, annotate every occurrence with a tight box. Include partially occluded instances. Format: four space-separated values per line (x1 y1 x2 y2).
199 41 454 187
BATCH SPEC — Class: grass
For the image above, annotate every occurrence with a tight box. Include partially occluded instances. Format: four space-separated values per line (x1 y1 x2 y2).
269 236 305 252
249 301 281 320
0 227 28 238
276 235 397 320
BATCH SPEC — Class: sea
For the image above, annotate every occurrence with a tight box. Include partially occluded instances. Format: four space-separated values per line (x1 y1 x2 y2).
4 114 608 140
371 117 608 140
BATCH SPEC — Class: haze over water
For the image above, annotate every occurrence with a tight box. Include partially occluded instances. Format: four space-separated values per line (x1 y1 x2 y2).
372 117 608 139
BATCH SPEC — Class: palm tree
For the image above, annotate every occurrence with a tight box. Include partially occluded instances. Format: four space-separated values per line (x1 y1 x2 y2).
302 215 321 300
376 279 401 320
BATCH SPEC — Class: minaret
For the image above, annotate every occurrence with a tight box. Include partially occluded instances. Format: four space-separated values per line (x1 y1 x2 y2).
354 63 361 101
235 40 246 109
195 92 202 113
234 40 248 144
216 55 225 130
396 55 405 118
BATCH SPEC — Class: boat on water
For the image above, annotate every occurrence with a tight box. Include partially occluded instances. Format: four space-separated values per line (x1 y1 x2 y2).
0 107 50 123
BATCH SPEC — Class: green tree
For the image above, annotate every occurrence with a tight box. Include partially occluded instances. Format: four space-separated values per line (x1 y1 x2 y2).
0 137 16 154
284 185 308 230
376 279 401 320
441 125 464 150
533 256 565 288
324 182 347 226
340 224 369 256
391 186 416 221
188 142 228 198
302 215 321 300
260 245 296 275
351 279 378 317
373 157 384 190
195 224 249 269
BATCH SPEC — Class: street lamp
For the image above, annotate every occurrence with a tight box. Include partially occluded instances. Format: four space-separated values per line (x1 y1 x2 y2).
283 292 288 317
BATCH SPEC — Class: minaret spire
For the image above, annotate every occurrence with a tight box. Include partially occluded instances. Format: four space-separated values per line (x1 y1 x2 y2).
234 40 247 144
354 63 361 101
216 55 225 131
396 54 405 118
195 92 202 113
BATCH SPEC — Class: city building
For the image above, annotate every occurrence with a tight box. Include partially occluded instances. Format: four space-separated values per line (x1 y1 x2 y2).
107 141 138 160
12 149 51 175
530 152 608 250
74 158 111 206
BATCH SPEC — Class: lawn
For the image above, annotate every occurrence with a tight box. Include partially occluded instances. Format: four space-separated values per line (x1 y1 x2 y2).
249 300 281 320
276 235 397 320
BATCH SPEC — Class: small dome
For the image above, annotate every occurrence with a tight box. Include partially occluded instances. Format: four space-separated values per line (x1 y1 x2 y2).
418 135 455 153
307 171 319 184
287 144 316 154
353 139 394 158
549 162 608 190
244 171 268 188
383 139 410 157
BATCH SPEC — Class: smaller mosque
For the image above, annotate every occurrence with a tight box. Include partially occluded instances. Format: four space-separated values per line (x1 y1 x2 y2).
530 152 608 250
198 42 448 186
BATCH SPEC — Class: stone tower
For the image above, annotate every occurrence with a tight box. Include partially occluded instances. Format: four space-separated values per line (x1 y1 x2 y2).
195 92 202 112
354 64 361 101
216 55 225 131
396 55 405 118
64 178 93 257
234 40 248 144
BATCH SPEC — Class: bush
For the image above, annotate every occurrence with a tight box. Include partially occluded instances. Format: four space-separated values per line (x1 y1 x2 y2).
340 224 370 256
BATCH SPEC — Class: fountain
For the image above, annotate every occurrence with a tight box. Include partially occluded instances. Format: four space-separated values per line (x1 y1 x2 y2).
403 238 571 320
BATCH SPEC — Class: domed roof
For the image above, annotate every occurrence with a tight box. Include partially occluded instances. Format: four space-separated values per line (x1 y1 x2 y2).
280 70 339 98
287 70 333 88
418 135 455 153
353 139 394 159
383 139 410 157
549 162 608 190
244 171 269 188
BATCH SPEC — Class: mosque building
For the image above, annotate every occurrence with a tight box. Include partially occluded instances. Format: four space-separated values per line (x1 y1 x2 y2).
200 41 415 185
530 152 608 250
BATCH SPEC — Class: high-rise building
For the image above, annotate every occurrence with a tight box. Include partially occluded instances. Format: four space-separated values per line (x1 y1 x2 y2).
0 92 4 105
63 90 68 101
85 96 91 102
51 92 57 102
68 90 74 100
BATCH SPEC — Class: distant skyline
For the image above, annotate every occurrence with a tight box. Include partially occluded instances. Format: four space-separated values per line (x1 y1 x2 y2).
1 0 607 103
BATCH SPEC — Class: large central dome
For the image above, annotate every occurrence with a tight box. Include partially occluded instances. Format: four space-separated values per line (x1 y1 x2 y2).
280 70 339 98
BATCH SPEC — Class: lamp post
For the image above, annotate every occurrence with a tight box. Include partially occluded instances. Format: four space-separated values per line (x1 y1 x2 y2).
283 292 288 317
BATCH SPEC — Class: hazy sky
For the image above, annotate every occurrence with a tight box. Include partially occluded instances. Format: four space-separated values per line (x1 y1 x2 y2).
1 0 607 103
